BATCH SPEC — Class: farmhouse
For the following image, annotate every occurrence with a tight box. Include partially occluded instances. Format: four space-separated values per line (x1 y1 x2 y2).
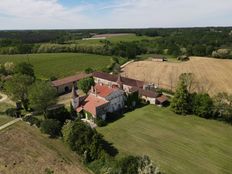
68 71 168 122
52 73 91 94
73 84 125 121
93 72 168 105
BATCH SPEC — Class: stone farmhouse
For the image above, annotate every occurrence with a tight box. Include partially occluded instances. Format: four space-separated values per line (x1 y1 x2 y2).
52 73 91 94
70 72 168 121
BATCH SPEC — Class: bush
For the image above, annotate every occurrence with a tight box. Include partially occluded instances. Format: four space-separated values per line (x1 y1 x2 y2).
40 119 62 138
96 117 107 127
62 120 106 162
23 115 41 127
45 105 70 123
5 108 21 117
85 68 94 74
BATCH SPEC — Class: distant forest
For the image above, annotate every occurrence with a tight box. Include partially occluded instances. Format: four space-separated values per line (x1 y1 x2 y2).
0 27 232 59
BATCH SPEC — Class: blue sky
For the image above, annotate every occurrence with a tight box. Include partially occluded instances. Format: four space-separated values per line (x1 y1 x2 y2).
0 0 232 29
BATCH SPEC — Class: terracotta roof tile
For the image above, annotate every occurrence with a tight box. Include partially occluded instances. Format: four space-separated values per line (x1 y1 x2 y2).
76 94 108 116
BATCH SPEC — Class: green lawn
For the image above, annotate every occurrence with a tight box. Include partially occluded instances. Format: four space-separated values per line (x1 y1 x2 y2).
77 34 158 46
0 115 13 126
98 105 232 174
0 53 120 79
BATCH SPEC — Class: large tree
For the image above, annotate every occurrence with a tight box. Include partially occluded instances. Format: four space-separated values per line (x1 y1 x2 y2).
29 81 57 114
78 77 94 94
191 93 213 118
62 120 105 162
170 78 190 115
15 62 35 78
5 74 34 110
213 92 232 122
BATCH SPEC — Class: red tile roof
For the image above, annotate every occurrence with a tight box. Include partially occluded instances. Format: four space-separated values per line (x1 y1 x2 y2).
52 73 92 87
76 94 109 116
94 84 116 98
93 72 144 88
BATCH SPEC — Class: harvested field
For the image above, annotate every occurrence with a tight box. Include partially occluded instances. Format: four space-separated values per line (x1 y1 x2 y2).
0 122 89 174
92 33 133 38
122 57 232 95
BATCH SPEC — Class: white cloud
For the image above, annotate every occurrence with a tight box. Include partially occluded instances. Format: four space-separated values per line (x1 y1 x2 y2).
0 0 232 29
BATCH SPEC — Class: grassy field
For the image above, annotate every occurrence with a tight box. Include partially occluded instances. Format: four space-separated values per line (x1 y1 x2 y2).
122 56 232 95
0 121 90 174
77 34 158 46
0 115 13 126
98 105 232 174
0 53 121 79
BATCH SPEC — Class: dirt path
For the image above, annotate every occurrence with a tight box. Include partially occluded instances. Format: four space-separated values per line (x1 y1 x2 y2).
0 92 15 105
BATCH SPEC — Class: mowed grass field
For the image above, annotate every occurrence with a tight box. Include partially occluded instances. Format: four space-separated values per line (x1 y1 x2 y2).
98 105 232 174
0 121 90 174
122 56 232 95
77 34 158 46
0 53 119 79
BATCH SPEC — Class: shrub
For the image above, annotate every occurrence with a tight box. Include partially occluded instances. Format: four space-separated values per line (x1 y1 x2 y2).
40 119 62 138
62 120 106 162
23 115 41 127
96 117 107 127
5 108 21 117
85 68 94 74
45 105 70 123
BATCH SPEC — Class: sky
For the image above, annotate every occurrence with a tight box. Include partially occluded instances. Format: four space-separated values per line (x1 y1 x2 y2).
0 0 232 29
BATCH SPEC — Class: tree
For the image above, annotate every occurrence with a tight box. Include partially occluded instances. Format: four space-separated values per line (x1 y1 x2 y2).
138 155 162 174
15 62 35 78
70 102 77 119
170 77 190 115
78 77 94 94
62 120 105 162
191 93 213 118
5 74 34 110
40 119 62 138
4 62 15 75
113 156 139 174
213 92 232 122
29 81 57 114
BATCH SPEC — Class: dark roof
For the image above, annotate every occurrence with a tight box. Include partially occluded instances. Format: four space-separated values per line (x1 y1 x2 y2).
139 89 160 98
150 54 166 59
52 73 92 87
156 95 168 104
130 87 160 98
93 72 144 88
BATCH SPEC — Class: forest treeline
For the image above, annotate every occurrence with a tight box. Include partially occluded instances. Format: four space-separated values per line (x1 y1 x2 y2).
0 27 232 59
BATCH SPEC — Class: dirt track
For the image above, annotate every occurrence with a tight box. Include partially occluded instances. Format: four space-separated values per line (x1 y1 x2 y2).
122 57 232 95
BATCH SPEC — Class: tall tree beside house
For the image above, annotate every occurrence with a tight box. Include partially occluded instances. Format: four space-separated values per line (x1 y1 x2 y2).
29 81 57 114
5 74 34 110
78 77 95 94
170 78 190 115
15 62 35 79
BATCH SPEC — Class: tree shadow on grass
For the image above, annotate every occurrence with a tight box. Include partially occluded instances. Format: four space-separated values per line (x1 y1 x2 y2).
102 139 119 157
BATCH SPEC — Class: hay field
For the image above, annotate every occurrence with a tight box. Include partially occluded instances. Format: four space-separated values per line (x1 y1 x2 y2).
122 57 232 95
0 122 89 174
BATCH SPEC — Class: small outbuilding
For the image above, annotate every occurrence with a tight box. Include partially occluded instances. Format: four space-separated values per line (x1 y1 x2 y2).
150 55 167 62
52 73 92 94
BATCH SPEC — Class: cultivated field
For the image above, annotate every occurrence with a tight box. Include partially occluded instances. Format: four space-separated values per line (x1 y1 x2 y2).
98 105 232 174
0 121 89 174
122 57 232 95
0 53 121 79
78 34 158 46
